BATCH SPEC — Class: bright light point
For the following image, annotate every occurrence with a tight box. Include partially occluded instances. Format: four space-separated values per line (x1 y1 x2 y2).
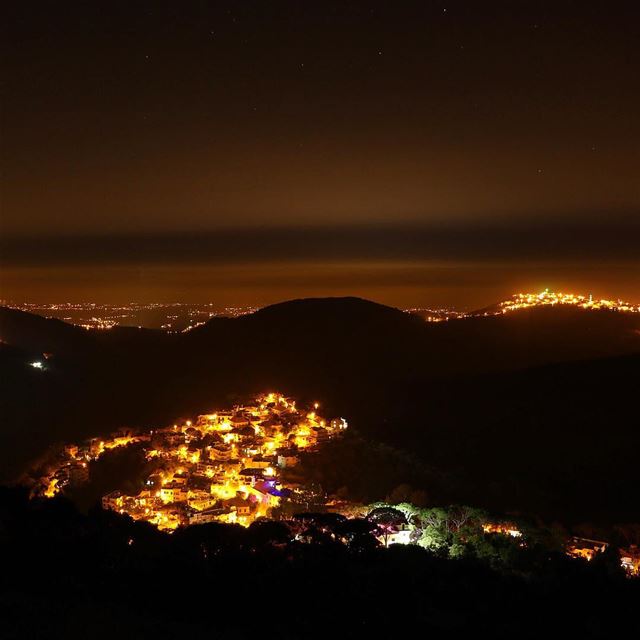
30 361 44 369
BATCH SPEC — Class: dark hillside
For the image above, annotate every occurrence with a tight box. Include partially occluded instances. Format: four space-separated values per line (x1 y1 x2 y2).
0 307 92 355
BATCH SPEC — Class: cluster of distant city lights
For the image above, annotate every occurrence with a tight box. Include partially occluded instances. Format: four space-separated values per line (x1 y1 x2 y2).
494 290 640 315
408 289 640 322
1 301 259 332
5 290 640 340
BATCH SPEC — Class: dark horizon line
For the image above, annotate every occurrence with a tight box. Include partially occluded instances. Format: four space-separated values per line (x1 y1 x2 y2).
2 217 640 268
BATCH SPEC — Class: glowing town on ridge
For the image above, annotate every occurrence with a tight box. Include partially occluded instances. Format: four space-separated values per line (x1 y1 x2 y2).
408 289 640 323
495 289 640 315
31 392 640 576
35 393 347 531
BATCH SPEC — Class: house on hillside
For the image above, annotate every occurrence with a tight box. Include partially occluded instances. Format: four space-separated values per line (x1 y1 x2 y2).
566 537 609 561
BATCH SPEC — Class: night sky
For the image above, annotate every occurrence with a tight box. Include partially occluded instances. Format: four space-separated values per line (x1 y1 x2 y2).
2 2 638 308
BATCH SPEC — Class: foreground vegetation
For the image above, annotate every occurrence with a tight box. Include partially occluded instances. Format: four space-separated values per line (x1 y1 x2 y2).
1 487 638 639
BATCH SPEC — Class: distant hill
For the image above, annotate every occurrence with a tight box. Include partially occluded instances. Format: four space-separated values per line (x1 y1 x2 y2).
5 296 638 372
246 296 419 326
434 305 640 372
1 296 640 523
0 306 91 355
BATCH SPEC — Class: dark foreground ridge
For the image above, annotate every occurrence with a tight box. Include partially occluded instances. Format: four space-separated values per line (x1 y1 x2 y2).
1 486 639 639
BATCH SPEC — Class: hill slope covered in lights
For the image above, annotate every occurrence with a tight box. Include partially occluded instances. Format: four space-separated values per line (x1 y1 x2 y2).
1 293 640 523
472 289 640 316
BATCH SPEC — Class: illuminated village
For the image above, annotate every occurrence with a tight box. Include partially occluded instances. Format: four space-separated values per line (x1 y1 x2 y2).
406 289 640 323
493 289 640 315
31 392 639 577
35 393 347 531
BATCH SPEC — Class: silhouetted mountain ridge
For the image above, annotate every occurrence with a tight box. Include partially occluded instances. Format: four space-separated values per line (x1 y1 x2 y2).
251 296 415 323
0 306 91 355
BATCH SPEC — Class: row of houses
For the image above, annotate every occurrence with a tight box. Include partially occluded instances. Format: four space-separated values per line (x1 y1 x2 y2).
98 393 347 530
